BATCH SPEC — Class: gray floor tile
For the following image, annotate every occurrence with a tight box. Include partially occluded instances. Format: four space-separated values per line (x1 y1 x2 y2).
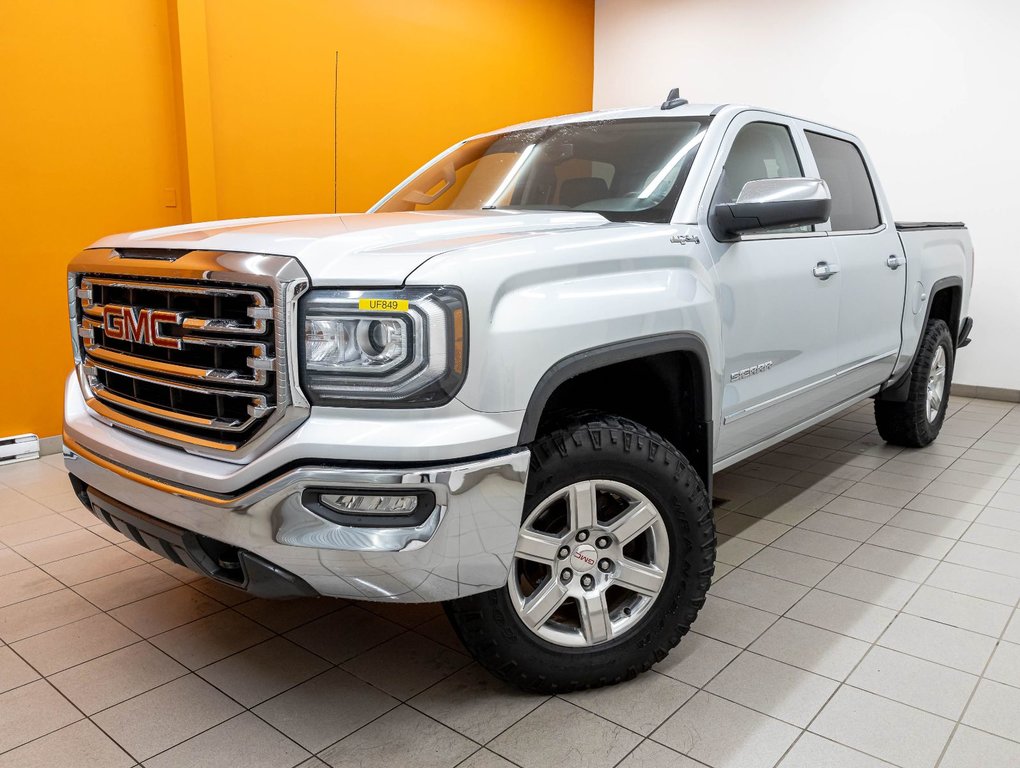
905 494 983 521
109 585 224 637
843 543 938 582
750 617 870 681
984 640 1020 688
773 527 860 562
888 508 970 538
455 750 518 768
706 651 838 727
715 512 790 544
779 732 896 767
10 612 139 675
0 679 82 752
816 564 918 611
926 561 1020 605
92 674 242 762
903 585 1012 637
742 546 836 586
72 563 183 610
341 631 471 700
285 604 404 664
490 698 641 768
0 588 99 643
693 595 777 648
254 668 397 753
143 712 311 768
653 691 800 768
654 631 742 687
197 636 330 708
150 608 273 669
321 705 475 768
867 526 955 559
961 678 1020 742
616 740 703 767
786 590 895 643
12 528 109 565
42 545 143 586
564 671 695 735
822 496 900 525
710 568 809 614
0 566 62 608
940 725 1020 768
48 641 187 715
877 614 996 675
947 541 1020 578
809 686 953 768
409 662 546 743
0 719 132 768
847 645 978 719
717 534 765 566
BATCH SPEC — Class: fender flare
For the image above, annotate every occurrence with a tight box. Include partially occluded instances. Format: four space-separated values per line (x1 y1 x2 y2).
878 276 963 402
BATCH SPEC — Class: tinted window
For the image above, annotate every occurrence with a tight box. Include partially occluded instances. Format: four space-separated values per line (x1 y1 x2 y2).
714 122 803 205
806 131 880 231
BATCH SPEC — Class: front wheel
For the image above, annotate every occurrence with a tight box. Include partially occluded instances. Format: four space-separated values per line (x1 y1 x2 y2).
444 415 715 693
875 318 954 447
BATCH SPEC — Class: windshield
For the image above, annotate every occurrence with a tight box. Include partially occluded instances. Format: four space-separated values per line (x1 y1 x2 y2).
375 117 711 223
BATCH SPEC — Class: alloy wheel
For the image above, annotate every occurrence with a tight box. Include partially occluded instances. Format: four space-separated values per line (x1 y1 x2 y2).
508 479 670 647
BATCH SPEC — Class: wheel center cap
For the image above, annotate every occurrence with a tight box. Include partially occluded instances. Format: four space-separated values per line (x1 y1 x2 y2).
571 544 598 572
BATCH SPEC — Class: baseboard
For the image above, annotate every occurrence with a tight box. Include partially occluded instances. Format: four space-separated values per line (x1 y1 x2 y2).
952 384 1020 403
39 435 63 456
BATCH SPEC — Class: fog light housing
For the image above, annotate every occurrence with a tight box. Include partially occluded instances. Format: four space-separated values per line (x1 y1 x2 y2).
302 489 436 528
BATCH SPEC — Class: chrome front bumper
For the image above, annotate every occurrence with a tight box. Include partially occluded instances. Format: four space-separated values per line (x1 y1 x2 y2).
64 437 530 602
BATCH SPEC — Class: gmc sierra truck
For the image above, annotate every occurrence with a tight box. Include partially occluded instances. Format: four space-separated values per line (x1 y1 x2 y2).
64 93 973 692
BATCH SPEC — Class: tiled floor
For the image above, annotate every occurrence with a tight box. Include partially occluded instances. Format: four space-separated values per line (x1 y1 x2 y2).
2 395 1020 767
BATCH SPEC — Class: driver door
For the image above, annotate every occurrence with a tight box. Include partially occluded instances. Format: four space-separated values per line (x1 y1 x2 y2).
705 115 844 461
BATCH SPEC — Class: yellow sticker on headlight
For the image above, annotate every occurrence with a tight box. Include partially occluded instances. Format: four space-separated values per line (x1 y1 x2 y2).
358 298 409 312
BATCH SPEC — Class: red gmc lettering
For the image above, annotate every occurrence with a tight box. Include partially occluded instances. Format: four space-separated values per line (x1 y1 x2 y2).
103 307 182 350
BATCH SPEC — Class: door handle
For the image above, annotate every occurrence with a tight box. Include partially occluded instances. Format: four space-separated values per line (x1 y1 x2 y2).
813 261 840 280
886 254 906 270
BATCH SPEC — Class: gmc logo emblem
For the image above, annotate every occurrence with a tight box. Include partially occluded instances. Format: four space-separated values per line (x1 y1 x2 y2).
573 551 596 567
103 306 183 350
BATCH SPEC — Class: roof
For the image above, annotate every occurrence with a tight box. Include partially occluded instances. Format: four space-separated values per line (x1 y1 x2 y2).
471 103 730 139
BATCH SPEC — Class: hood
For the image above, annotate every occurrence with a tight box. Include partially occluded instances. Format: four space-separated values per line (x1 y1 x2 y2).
90 210 610 285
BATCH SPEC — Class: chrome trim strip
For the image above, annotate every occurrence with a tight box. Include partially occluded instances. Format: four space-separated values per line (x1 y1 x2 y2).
80 276 270 334
724 349 897 424
715 385 883 471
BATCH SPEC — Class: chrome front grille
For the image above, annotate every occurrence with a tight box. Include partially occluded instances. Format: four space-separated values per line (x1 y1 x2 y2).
69 249 309 456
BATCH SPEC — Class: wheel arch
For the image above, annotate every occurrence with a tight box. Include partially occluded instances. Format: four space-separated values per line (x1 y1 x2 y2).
517 333 714 496
878 276 963 403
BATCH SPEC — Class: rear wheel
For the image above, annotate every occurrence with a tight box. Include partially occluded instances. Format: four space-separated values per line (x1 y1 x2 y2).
444 415 715 693
875 319 954 447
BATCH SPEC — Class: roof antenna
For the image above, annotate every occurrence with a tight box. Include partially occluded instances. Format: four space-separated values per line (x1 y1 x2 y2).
661 87 688 110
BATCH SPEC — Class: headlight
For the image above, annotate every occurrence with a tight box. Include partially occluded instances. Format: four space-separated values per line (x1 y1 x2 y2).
300 287 466 406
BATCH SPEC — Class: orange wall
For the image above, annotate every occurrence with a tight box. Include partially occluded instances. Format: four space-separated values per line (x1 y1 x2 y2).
0 0 185 441
0 0 594 440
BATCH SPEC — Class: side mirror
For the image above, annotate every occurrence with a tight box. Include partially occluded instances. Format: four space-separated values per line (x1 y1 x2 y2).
711 177 831 239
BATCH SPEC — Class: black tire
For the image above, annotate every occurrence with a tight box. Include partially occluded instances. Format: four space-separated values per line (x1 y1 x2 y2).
444 414 715 693
875 319 954 447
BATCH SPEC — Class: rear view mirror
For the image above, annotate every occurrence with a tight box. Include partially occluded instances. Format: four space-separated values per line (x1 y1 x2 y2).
711 177 831 239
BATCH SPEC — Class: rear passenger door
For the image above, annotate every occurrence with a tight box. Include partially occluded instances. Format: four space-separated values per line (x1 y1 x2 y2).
805 130 906 399
705 114 844 461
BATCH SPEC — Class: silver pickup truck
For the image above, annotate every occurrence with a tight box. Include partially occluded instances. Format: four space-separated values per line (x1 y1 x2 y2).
64 93 973 692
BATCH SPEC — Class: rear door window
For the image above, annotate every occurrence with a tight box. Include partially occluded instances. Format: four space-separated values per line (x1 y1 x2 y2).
805 131 881 231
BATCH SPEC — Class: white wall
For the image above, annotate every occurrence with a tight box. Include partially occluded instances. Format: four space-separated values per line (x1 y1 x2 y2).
595 0 1019 390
